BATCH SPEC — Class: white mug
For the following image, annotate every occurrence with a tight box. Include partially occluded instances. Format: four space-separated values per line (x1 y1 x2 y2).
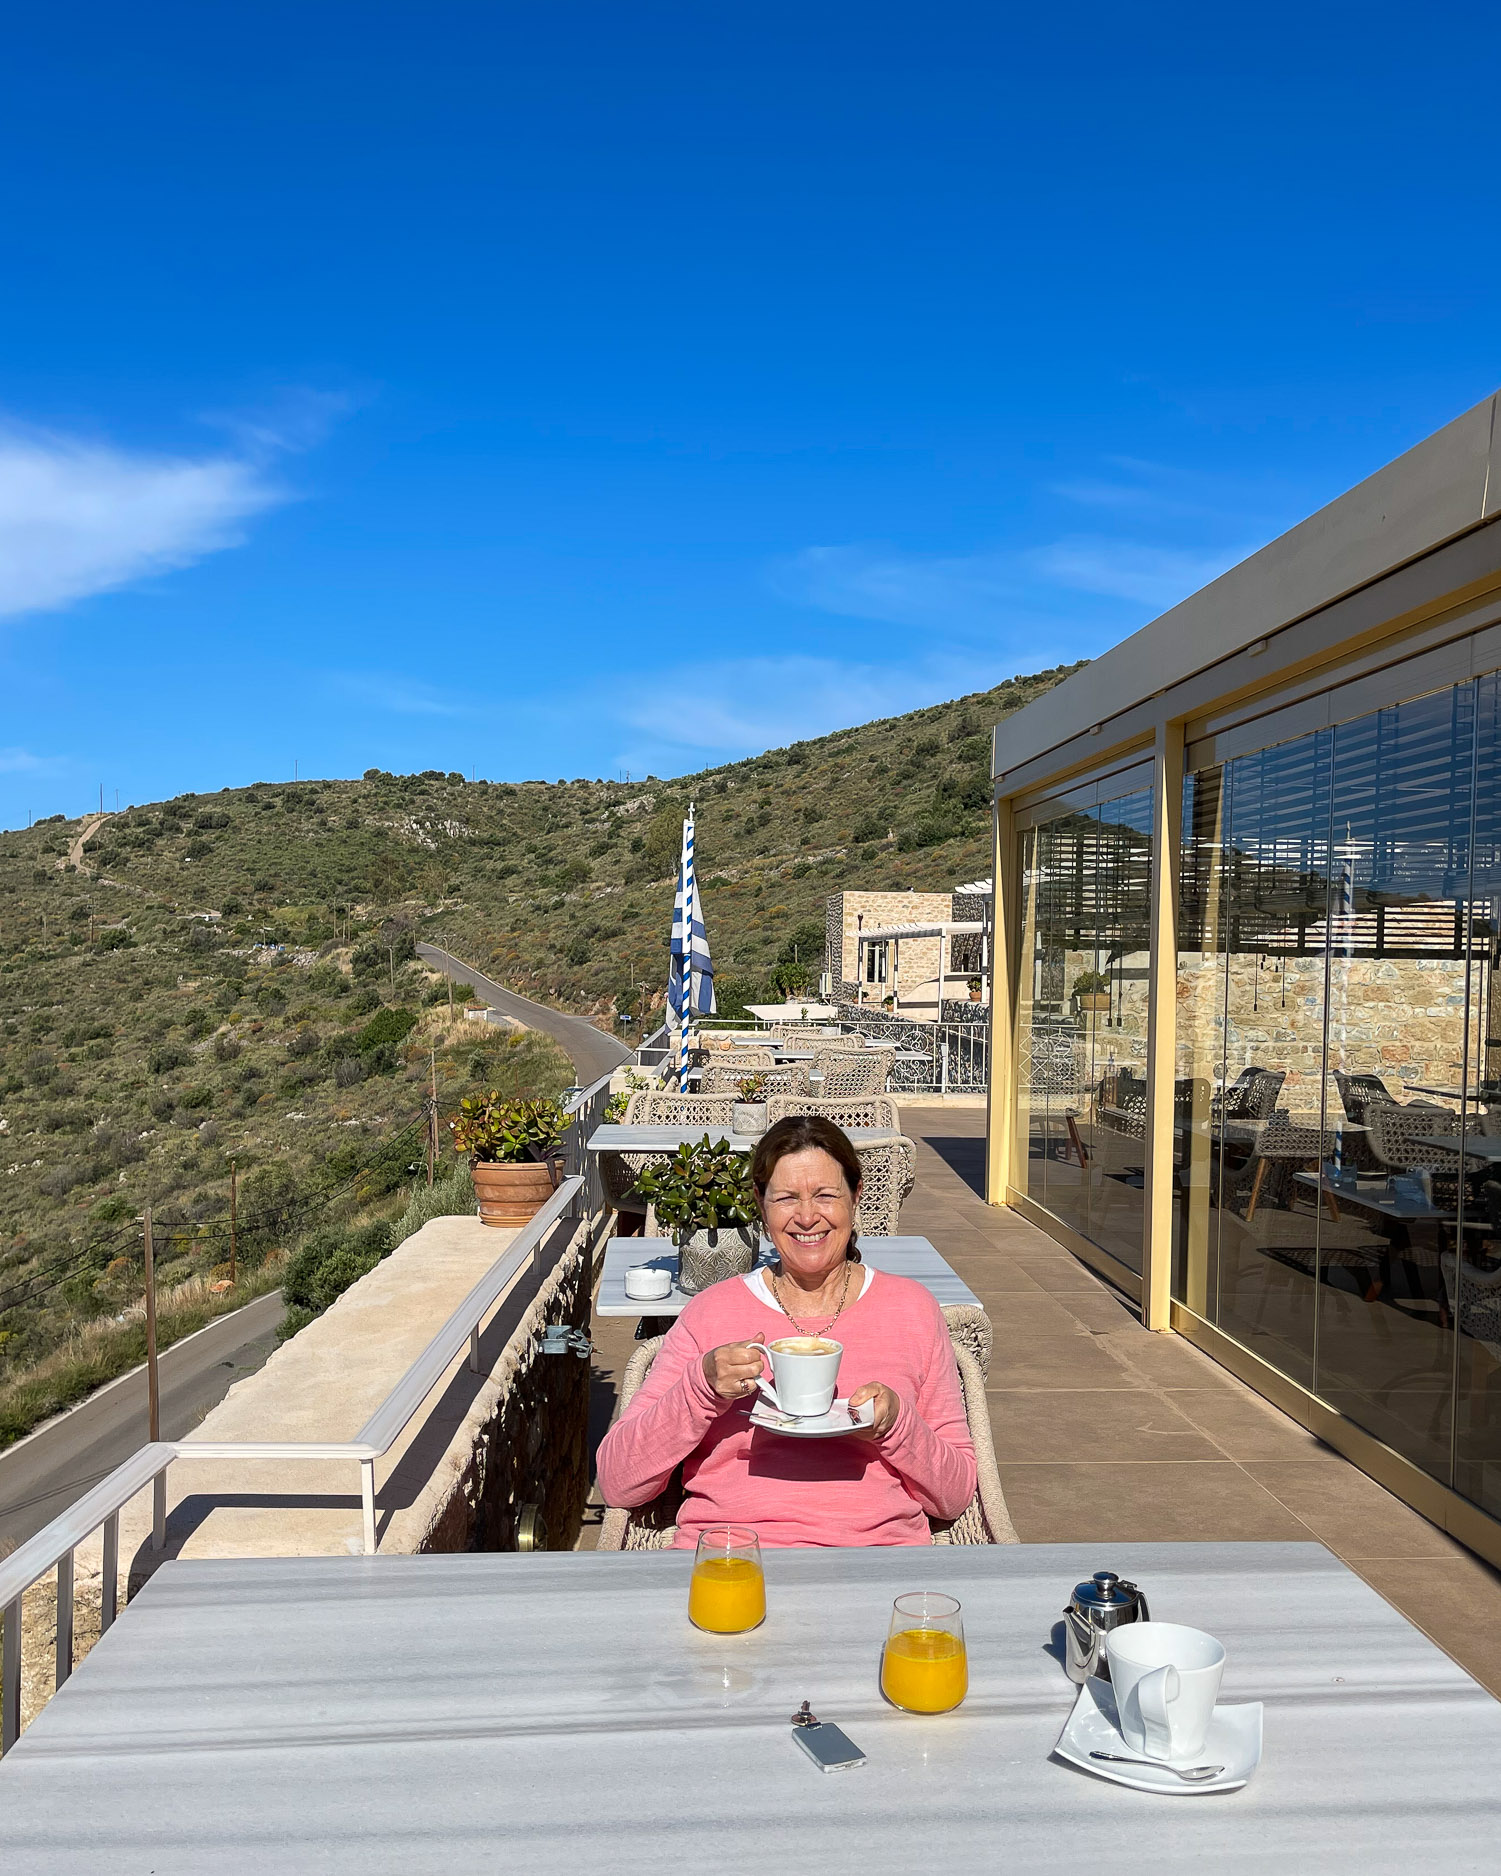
1105 1622 1225 1760
746 1336 842 1417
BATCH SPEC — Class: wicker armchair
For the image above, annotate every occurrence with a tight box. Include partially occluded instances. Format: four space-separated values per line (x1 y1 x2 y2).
813 1053 887 1098
701 1062 810 1096
597 1305 1017 1551
764 1094 901 1131
630 1091 737 1127
853 1137 916 1235
1213 1067 1286 1123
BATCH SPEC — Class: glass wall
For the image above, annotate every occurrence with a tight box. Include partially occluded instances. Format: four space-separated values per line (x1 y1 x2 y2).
1014 785 1153 1275
1174 672 1501 1516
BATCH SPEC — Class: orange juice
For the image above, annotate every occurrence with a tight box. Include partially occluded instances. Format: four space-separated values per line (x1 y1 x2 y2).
881 1627 968 1711
688 1555 766 1633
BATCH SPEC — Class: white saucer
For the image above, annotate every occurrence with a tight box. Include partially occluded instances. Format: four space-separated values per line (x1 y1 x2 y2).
748 1396 875 1437
1054 1678 1262 1795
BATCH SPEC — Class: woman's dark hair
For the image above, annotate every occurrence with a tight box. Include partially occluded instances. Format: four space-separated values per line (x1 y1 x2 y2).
751 1115 863 1260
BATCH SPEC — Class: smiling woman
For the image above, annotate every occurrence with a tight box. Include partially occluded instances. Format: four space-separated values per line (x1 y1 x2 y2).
596 1115 977 1548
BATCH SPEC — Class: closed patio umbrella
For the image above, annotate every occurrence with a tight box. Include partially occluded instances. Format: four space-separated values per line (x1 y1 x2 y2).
668 805 716 1086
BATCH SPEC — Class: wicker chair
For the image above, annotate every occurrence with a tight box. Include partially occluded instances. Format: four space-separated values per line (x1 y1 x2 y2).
853 1137 916 1235
764 1094 901 1131
1366 1104 1471 1197
701 1062 810 1096
1213 1067 1286 1123
814 1053 887 1098
630 1091 737 1127
597 1306 1017 1550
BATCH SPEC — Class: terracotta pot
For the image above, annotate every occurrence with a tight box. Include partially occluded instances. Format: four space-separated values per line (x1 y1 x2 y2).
471 1158 556 1227
1078 993 1112 1013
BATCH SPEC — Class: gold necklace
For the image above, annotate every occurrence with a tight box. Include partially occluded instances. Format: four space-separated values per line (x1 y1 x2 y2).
772 1259 854 1336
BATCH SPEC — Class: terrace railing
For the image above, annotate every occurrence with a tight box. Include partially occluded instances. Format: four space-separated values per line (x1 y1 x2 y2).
0 1174 585 1756
834 1006 990 1094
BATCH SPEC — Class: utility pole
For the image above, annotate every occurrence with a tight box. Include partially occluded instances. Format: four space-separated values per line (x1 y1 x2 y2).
142 1207 164 1549
229 1159 238 1286
388 944 396 993
428 1050 437 1186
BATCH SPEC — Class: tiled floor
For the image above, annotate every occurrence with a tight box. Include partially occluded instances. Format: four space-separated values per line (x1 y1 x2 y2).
581 1103 1501 1700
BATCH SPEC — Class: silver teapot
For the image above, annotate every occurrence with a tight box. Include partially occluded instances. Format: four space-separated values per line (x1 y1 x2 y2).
1062 1570 1150 1684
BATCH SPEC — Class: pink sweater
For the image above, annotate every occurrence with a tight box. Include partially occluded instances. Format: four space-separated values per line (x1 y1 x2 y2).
596 1269 976 1548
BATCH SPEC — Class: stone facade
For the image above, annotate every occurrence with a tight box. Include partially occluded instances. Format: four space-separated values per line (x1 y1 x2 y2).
825 890 956 1003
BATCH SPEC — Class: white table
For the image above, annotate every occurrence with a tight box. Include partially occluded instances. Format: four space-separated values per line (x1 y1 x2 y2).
589 1124 903 1154
596 1234 982 1316
5 1543 1500 1872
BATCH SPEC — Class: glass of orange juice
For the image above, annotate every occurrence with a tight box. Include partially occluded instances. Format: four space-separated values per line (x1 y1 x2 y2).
688 1525 766 1633
881 1591 967 1712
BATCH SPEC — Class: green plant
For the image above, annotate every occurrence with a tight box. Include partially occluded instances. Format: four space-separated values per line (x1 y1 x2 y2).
604 1090 631 1121
736 1074 768 1102
632 1136 758 1239
449 1092 569 1163
1071 969 1109 999
967 976 983 992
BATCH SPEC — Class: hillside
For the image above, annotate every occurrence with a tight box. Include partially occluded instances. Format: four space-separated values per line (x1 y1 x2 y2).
0 659 1079 1429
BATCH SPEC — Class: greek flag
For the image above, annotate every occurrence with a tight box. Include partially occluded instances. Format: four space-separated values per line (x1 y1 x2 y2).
669 805 715 1085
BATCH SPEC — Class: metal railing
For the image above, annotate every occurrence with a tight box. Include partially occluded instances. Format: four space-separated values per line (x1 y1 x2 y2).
563 1071 615 1221
0 1175 584 1755
833 1006 990 1094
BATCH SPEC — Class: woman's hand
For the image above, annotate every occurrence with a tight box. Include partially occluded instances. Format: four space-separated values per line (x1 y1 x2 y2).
846 1382 901 1439
702 1342 766 1404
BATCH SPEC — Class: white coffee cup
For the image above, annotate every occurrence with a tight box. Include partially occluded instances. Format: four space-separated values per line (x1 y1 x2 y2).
746 1336 842 1417
624 1265 672 1301
1105 1621 1226 1760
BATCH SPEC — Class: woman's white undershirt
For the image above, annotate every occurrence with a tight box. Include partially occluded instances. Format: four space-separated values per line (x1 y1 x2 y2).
741 1264 874 1310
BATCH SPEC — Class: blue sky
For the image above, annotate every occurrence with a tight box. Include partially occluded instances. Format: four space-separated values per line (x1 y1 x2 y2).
2 2 1499 828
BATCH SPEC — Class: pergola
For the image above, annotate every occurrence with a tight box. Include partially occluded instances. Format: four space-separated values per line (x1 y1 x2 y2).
854 918 988 1016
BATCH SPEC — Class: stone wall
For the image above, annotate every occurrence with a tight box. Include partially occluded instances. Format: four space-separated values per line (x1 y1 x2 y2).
415 1229 593 1556
825 889 954 990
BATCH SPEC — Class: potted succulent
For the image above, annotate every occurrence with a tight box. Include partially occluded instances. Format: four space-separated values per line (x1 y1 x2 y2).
967 975 984 1004
449 1092 570 1226
1071 969 1112 1014
732 1073 769 1137
632 1135 760 1293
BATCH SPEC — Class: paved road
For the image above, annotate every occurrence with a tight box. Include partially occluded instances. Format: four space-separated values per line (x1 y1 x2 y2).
0 1290 284 1553
416 944 634 1085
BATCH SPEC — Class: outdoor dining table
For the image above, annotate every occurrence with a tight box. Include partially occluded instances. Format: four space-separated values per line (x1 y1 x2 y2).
4 1541 1500 1872
1419 1132 1501 1163
588 1124 903 1154
596 1233 982 1316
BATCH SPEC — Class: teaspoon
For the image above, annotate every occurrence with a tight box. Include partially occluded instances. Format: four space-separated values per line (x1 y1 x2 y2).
1089 1751 1224 1782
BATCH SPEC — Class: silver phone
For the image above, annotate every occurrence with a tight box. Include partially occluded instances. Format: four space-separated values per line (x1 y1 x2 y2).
793 1720 866 1772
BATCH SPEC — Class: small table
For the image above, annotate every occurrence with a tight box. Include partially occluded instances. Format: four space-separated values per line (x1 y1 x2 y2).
596 1234 982 1317
7 1544 1501 1872
1293 1171 1451 1224
1418 1133 1501 1163
588 1125 903 1154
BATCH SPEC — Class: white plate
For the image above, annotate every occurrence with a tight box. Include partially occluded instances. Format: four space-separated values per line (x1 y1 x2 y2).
748 1396 875 1437
1054 1678 1262 1795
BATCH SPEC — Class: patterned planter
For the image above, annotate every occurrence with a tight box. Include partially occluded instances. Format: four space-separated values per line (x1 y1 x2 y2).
676 1226 759 1294
732 1101 768 1136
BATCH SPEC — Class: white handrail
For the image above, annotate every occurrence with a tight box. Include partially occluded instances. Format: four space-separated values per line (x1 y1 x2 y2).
0 1174 585 1755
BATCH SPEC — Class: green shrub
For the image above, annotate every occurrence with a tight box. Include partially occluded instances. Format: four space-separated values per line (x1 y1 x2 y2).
279 1220 395 1334
355 1007 418 1054
96 928 134 950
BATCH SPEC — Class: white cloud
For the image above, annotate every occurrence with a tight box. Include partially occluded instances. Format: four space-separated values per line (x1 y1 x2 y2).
769 545 1025 634
1028 537 1252 609
0 390 351 624
330 673 471 718
0 747 60 774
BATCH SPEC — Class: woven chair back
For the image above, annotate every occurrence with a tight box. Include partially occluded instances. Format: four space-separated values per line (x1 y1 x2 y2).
700 1061 810 1096
1367 1103 1467 1173
815 1054 887 1098
763 1094 901 1131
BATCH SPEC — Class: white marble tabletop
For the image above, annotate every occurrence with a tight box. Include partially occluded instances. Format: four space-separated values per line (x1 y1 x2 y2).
596 1233 982 1316
4 1544 1499 1873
